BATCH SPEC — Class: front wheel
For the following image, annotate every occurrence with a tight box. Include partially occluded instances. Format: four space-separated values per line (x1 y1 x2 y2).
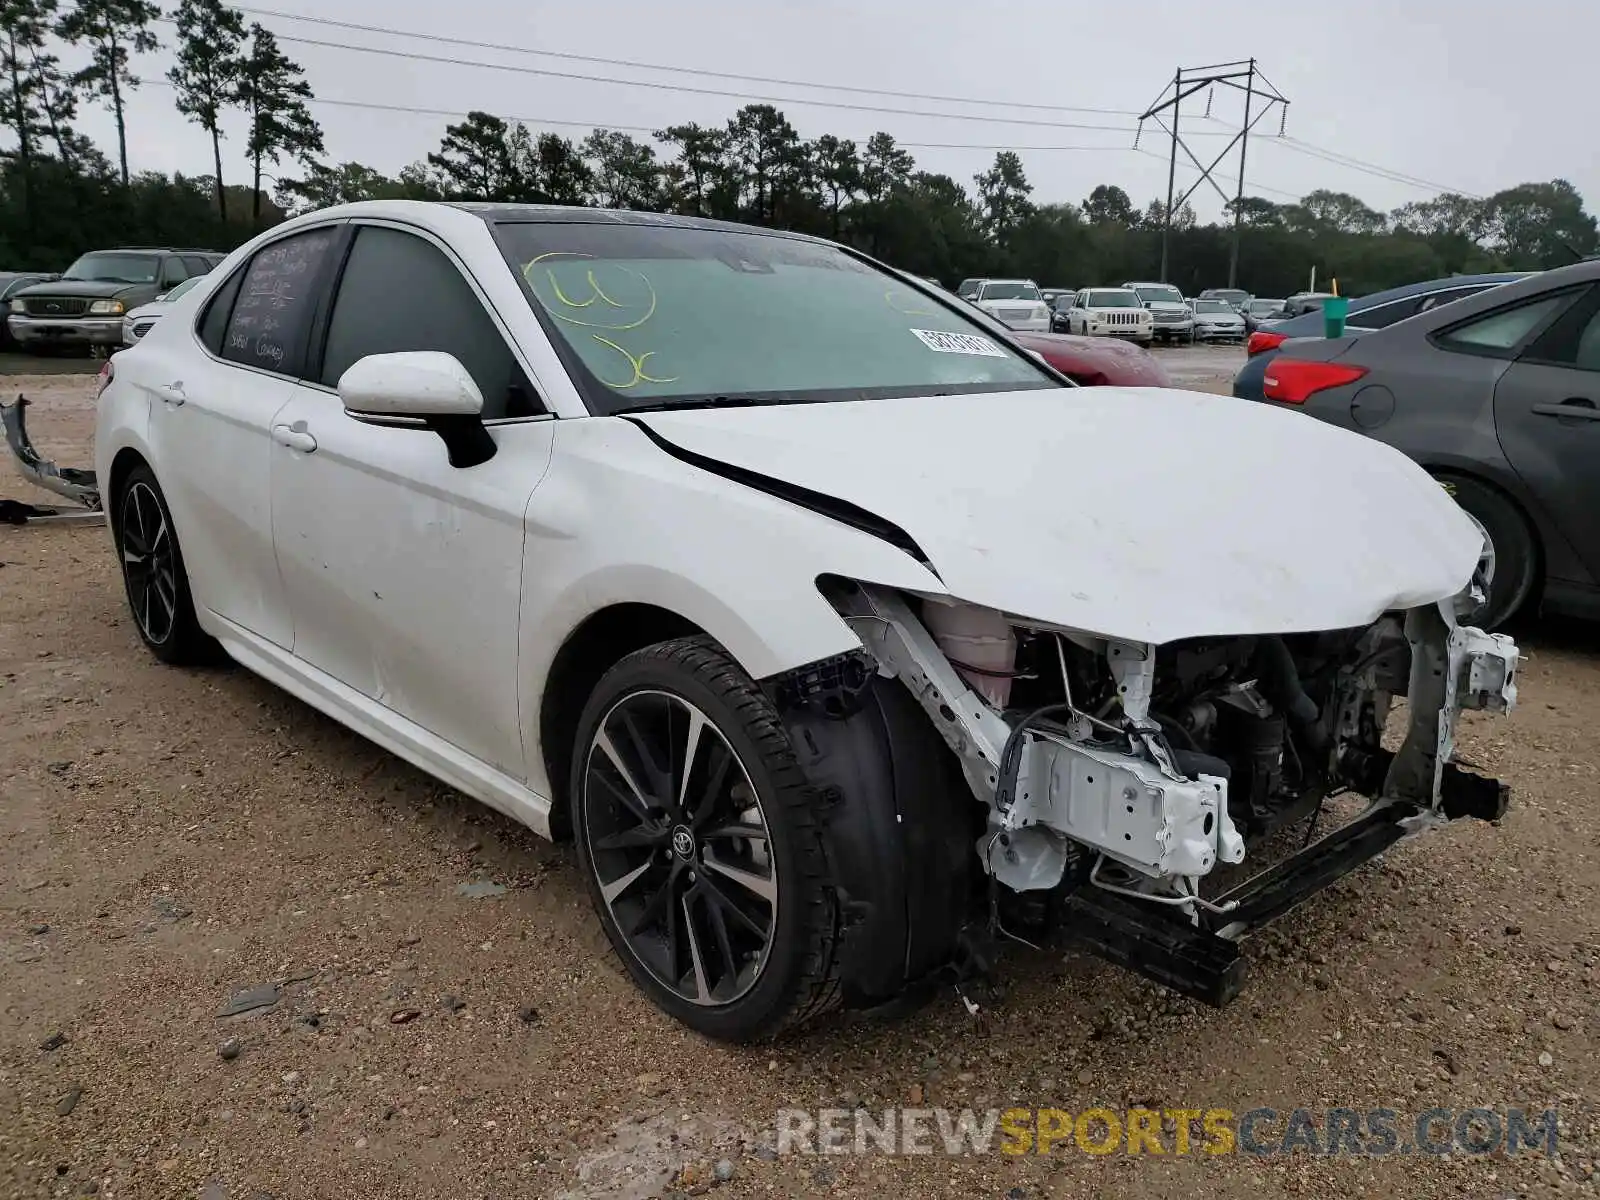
571 637 845 1042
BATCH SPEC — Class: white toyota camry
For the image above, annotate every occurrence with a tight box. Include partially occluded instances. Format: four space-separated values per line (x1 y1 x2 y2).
95 201 1519 1042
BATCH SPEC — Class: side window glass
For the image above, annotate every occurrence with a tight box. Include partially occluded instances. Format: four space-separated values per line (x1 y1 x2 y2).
221 227 341 377
320 226 541 419
182 256 214 277
1349 298 1417 330
198 267 245 355
159 257 188 288
1436 295 1569 356
1520 293 1600 372
1415 285 1487 315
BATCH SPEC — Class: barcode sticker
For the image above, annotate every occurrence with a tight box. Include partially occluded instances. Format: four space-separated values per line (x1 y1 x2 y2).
909 328 1009 358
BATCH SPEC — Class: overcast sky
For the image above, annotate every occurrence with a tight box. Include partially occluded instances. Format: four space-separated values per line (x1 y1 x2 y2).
73 0 1594 221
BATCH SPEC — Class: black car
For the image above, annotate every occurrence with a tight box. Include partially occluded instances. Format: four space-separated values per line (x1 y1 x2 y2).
1241 261 1600 626
8 247 223 354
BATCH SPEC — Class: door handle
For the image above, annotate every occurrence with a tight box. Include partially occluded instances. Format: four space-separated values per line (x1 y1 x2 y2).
1531 398 1600 421
271 424 318 453
158 380 185 407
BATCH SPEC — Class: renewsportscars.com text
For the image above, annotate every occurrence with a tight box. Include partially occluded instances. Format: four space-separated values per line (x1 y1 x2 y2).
774 1106 1559 1157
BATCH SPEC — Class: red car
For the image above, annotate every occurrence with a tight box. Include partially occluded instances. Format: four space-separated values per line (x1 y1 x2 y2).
1009 331 1173 387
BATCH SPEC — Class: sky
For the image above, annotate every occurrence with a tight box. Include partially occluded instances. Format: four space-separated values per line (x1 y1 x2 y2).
69 0 1596 222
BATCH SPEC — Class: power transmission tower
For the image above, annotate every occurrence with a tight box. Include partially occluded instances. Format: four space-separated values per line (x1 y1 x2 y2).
1138 60 1289 287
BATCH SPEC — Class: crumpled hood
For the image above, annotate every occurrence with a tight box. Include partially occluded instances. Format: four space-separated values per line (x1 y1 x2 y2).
632 388 1483 645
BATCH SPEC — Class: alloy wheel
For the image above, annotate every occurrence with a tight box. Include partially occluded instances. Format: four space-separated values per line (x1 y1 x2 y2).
582 690 778 1007
119 480 177 645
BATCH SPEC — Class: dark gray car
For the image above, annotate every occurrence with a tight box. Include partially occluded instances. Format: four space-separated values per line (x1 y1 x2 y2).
8 248 222 353
1253 260 1600 626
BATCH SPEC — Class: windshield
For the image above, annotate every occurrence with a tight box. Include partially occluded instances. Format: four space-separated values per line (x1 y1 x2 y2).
1194 299 1235 314
1208 289 1248 305
978 282 1040 301
496 222 1058 414
1133 286 1182 305
1087 291 1140 308
1247 299 1282 314
62 251 160 285
162 276 202 302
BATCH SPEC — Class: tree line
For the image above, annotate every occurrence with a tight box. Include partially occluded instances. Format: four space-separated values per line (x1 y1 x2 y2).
3 0 1597 297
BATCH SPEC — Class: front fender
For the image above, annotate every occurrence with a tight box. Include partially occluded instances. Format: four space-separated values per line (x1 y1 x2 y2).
518 416 946 796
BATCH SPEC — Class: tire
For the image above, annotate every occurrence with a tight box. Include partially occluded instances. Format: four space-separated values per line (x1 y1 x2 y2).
571 636 847 1042
1436 473 1538 628
113 464 218 664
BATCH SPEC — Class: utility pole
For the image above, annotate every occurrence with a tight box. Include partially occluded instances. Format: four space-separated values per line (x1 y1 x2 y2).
1139 61 1288 287
1227 59 1256 289
1160 69 1180 283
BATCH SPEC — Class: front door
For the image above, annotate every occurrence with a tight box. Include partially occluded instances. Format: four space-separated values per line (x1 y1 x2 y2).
268 221 554 777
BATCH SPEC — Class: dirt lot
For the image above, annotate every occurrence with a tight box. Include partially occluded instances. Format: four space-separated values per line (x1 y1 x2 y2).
2 370 1597 1200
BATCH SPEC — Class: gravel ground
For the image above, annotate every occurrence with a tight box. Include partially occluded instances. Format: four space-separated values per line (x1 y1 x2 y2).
2 373 1597 1200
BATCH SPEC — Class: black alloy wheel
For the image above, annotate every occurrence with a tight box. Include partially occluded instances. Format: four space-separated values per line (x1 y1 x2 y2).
582 687 778 1008
119 478 178 647
114 464 216 664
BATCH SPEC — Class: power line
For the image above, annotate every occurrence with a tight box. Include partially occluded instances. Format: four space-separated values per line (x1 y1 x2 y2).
1264 137 1482 199
221 29 1152 134
140 79 1162 154
225 4 1145 120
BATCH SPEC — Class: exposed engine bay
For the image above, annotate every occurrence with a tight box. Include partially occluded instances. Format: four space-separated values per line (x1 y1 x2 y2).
818 576 1519 1004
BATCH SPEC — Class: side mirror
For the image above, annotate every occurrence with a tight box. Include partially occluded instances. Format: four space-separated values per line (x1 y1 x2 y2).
337 351 495 468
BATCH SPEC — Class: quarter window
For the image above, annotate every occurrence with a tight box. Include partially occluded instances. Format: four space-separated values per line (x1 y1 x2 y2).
319 226 541 420
1435 295 1570 356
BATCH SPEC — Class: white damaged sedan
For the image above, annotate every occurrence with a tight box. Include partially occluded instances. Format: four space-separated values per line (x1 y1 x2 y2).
94 201 1519 1042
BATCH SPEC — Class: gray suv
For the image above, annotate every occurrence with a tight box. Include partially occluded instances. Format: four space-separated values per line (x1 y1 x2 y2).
8 247 224 352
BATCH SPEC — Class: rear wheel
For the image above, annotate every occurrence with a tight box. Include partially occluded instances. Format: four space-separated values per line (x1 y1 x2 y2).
1436 473 1538 628
114 464 217 664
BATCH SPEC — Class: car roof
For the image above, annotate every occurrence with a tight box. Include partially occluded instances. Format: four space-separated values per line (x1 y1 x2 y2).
1270 271 1538 335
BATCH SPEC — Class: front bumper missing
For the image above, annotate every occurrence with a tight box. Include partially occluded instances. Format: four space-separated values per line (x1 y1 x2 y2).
2 394 103 515
1065 765 1507 1006
833 580 1518 1006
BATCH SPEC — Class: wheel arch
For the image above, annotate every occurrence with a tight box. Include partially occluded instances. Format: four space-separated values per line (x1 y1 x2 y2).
1421 462 1547 590
536 602 709 840
105 446 150 535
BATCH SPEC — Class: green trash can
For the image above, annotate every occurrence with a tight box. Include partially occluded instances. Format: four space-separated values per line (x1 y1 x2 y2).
1322 295 1350 338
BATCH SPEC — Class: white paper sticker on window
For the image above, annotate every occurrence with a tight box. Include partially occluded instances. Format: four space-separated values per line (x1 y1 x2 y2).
909 328 1008 358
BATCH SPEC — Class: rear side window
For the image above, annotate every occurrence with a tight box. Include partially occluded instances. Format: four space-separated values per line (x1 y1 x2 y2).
1348 297 1419 330
1434 294 1571 357
319 225 541 420
220 227 342 376
182 255 214 277
198 268 245 354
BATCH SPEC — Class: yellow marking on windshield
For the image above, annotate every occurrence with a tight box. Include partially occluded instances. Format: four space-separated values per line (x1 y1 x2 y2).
589 335 678 389
521 254 659 331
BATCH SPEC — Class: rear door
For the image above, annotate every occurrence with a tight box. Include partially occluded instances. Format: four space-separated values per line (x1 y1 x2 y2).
148 224 345 648
1492 285 1600 583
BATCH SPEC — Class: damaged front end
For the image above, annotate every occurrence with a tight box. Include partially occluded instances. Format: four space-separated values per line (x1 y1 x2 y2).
823 572 1518 1006
2 394 102 515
